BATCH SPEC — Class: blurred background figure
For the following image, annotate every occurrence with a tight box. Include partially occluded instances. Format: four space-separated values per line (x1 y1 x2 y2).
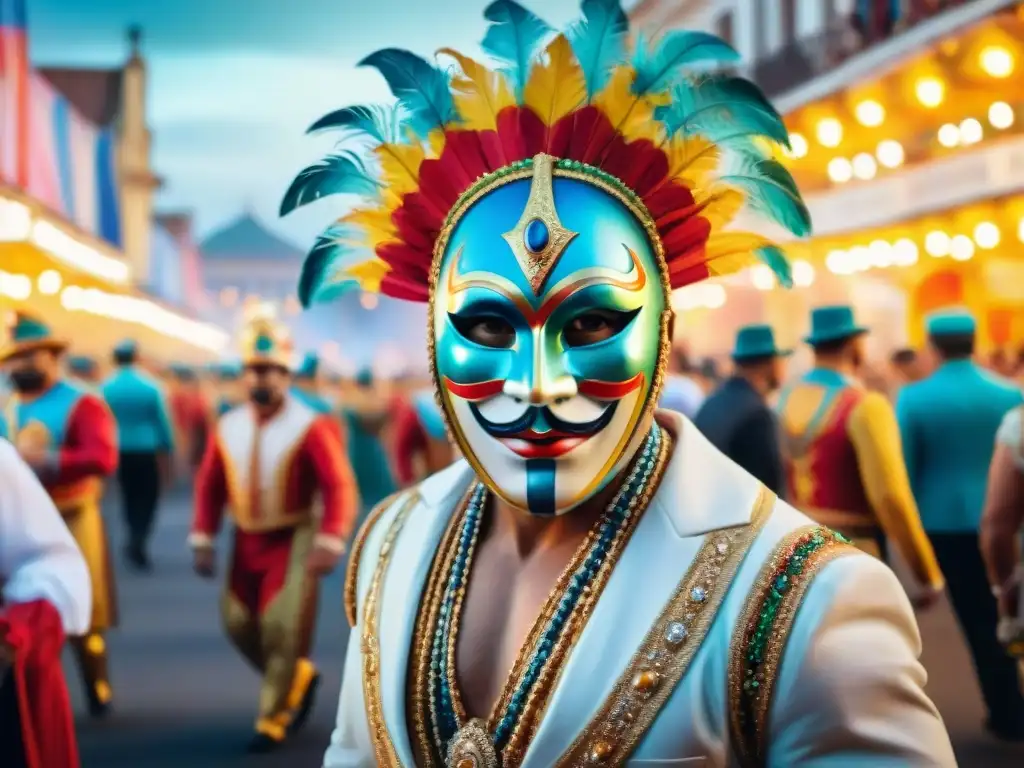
391 387 453 487
67 355 101 389
211 361 243 418
898 310 1024 741
694 324 789 498
102 340 175 572
890 347 925 385
659 344 705 418
292 352 332 414
340 368 396 521
168 365 209 481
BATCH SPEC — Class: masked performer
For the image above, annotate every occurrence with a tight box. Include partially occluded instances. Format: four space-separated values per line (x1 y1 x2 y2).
190 317 358 753
392 388 454 486
0 313 119 719
282 2 955 764
0 439 92 768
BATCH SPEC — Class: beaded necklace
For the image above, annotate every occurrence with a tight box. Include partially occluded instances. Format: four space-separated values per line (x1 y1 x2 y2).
426 424 666 766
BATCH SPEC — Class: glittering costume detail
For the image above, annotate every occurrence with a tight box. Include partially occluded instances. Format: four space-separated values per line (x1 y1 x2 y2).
410 425 671 767
500 153 578 292
554 485 776 767
361 491 420 767
344 489 404 627
728 526 857 767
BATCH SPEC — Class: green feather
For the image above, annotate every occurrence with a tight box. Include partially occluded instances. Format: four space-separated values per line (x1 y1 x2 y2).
720 158 811 237
279 152 380 217
755 245 793 289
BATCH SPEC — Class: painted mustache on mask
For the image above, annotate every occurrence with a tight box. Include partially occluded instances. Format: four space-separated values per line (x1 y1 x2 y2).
469 401 619 459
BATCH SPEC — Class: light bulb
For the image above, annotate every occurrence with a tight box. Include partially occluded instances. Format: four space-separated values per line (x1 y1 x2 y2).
937 123 960 147
973 221 1000 249
786 132 808 158
980 46 1014 78
892 238 919 266
816 118 843 147
854 100 885 127
959 118 983 145
950 234 974 261
988 101 1015 130
750 265 775 291
852 153 877 180
827 157 853 183
915 77 945 108
876 140 904 168
792 260 815 287
826 250 850 275
37 269 62 296
924 231 951 257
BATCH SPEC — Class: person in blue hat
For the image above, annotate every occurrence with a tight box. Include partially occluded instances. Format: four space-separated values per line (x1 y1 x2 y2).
339 367 396 521
101 340 176 572
291 352 333 415
694 325 790 498
0 311 119 718
67 355 101 388
898 308 1024 740
777 305 944 602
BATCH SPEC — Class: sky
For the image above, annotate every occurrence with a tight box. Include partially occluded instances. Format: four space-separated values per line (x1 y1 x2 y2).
26 0 637 246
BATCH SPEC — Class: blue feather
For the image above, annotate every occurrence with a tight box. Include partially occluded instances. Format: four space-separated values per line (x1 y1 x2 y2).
306 104 404 143
297 225 367 307
631 30 739 95
568 0 629 99
279 152 380 217
481 0 552 102
655 75 790 149
720 157 812 237
755 245 793 289
359 48 457 139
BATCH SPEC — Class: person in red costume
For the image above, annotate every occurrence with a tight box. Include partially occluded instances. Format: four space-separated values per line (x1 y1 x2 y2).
189 316 358 753
0 434 92 768
0 313 119 718
391 387 454 486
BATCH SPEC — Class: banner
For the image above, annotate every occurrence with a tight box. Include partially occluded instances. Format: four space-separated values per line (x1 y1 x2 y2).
0 0 121 246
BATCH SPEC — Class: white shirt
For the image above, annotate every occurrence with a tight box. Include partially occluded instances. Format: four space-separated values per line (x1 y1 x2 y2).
996 406 1024 472
0 439 92 635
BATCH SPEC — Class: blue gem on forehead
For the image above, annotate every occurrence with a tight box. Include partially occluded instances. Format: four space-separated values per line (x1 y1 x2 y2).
524 218 549 253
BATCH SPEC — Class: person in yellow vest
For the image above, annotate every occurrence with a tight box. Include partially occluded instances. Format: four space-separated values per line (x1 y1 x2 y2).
0 312 119 717
190 317 358 752
776 306 944 608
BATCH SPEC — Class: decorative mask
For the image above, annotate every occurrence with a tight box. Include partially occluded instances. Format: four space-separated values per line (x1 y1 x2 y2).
432 155 669 514
281 0 811 516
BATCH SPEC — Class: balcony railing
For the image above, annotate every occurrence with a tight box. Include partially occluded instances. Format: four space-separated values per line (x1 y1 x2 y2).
753 0 978 98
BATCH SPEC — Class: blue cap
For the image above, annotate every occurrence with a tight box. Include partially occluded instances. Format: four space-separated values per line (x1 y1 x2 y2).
731 324 792 361
354 368 374 387
68 355 97 375
114 339 137 356
804 305 868 346
926 309 976 337
295 351 320 380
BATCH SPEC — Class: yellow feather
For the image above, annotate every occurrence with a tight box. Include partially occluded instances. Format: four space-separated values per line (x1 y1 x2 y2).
427 129 445 158
375 143 424 197
523 36 585 126
438 48 516 132
336 258 390 292
705 232 774 260
665 135 719 188
342 207 395 249
593 66 658 143
707 251 757 278
698 189 745 232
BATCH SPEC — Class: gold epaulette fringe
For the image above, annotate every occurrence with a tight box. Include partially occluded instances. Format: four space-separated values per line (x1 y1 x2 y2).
343 489 413 627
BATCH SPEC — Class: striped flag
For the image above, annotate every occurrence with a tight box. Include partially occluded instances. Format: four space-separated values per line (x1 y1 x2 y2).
0 0 30 189
0 0 121 246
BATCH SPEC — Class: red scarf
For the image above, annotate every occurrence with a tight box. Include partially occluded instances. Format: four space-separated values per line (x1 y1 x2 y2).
0 599 80 768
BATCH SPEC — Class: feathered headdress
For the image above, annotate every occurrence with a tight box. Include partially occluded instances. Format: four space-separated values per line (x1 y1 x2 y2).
282 0 810 307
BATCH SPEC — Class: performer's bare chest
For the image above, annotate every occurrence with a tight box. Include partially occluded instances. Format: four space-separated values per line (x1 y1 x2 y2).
453 531 584 721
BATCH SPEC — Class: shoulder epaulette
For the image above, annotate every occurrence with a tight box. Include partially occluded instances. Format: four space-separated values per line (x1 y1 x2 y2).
344 488 413 627
728 525 858 767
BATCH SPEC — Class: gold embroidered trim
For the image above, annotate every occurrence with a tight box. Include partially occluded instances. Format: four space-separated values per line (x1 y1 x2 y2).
728 526 858 767
361 491 419 768
344 489 406 627
554 485 776 767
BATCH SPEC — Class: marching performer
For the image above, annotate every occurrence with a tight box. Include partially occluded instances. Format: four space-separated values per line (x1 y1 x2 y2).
0 313 119 719
283 3 954 764
392 387 454 486
190 317 358 753
212 361 244 418
0 438 92 768
776 306 944 597
340 369 396 517
292 352 333 414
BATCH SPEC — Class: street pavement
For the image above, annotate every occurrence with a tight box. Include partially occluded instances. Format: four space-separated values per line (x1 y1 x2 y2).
73 487 1024 767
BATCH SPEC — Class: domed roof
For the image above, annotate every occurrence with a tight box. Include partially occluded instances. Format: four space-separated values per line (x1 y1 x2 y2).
199 214 303 261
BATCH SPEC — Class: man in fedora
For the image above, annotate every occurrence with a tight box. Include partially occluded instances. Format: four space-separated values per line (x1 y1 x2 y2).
693 324 789 498
0 312 119 717
899 309 1024 740
776 305 944 607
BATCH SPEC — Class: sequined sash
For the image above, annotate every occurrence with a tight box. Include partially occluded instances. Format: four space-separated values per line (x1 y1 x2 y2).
728 526 858 767
554 486 776 767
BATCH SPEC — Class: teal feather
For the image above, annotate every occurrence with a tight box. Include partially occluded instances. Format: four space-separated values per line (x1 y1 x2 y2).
279 152 380 217
481 0 552 102
755 245 794 289
358 48 456 139
568 0 629 99
631 30 739 96
655 75 791 149
306 104 404 143
720 157 812 237
297 225 368 307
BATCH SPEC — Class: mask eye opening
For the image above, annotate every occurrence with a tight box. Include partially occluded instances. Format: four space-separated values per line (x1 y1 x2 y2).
563 307 641 348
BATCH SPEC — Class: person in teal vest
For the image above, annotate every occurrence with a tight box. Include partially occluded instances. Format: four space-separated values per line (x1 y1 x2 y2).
340 368 395 519
0 312 119 717
214 361 244 417
896 308 1024 740
292 352 333 414
101 340 176 572
67 355 101 388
